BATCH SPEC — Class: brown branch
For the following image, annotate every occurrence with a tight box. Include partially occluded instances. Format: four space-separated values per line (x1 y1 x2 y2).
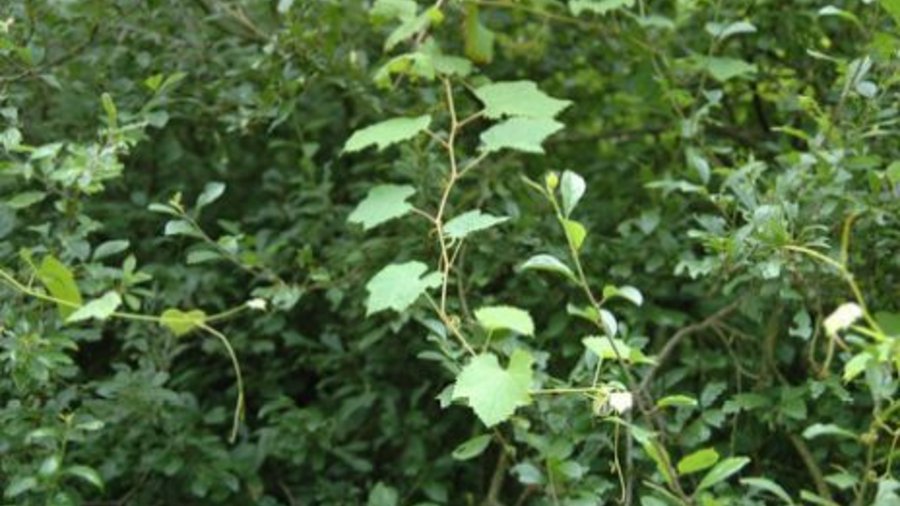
638 299 742 394
788 433 834 501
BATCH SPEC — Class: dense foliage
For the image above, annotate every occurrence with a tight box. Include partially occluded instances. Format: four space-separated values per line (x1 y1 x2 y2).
1 1 899 504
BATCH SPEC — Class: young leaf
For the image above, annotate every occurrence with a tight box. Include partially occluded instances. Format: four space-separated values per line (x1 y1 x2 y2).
6 191 46 209
63 465 104 490
452 350 534 427
843 353 870 382
560 170 585 217
344 115 431 153
599 309 618 336
699 56 757 82
366 482 399 506
696 456 751 492
443 210 508 240
519 254 577 281
677 448 720 475
570 0 634 16
371 0 417 20
464 4 495 64
656 395 699 409
705 21 757 41
4 476 37 498
365 262 442 315
474 305 535 336
801 423 858 440
67 291 122 323
582 336 631 361
160 309 207 336
451 434 492 460
883 0 900 26
164 220 201 238
480 117 564 154
562 219 587 251
739 477 794 504
474 80 571 119
195 181 226 210
602 285 644 306
348 185 416 230
92 240 130 261
36 255 83 319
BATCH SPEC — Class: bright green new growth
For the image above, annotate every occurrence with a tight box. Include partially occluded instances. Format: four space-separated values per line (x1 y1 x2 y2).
520 254 577 281
475 305 535 336
348 184 417 230
343 115 431 152
160 308 207 336
365 262 442 315
474 80 571 119
677 448 720 475
36 256 83 319
443 210 508 240
569 0 635 16
67 292 122 323
480 117 564 154
452 350 534 427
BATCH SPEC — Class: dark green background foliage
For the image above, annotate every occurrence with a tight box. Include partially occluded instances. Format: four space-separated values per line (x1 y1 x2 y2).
1 0 898 505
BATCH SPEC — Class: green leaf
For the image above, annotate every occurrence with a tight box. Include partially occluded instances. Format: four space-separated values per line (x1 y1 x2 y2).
367 482 398 506
7 191 47 209
740 477 794 504
160 308 207 336
348 185 416 230
677 448 720 475
882 0 900 26
582 336 630 361
705 20 757 41
560 170 585 217
371 0 417 20
93 240 130 260
384 10 432 51
67 291 122 323
843 353 870 382
700 57 757 82
195 181 225 210
452 434 492 460
602 285 644 306
570 0 634 16
464 4 495 64
474 81 571 119
344 115 431 153
656 395 699 408
365 261 442 315
452 350 534 427
36 255 83 319
164 219 201 238
563 219 587 251
4 476 37 498
475 305 535 336
520 254 576 281
802 423 857 440
599 309 617 336
63 465 103 490
443 210 508 240
480 117 564 154
696 456 751 492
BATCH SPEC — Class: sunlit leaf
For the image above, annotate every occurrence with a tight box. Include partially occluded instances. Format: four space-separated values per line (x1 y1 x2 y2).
365 262 442 315
452 350 534 427
348 185 416 230
344 115 431 152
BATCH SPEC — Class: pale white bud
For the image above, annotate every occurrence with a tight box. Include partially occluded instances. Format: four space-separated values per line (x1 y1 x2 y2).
608 391 634 415
246 298 268 311
823 303 863 337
